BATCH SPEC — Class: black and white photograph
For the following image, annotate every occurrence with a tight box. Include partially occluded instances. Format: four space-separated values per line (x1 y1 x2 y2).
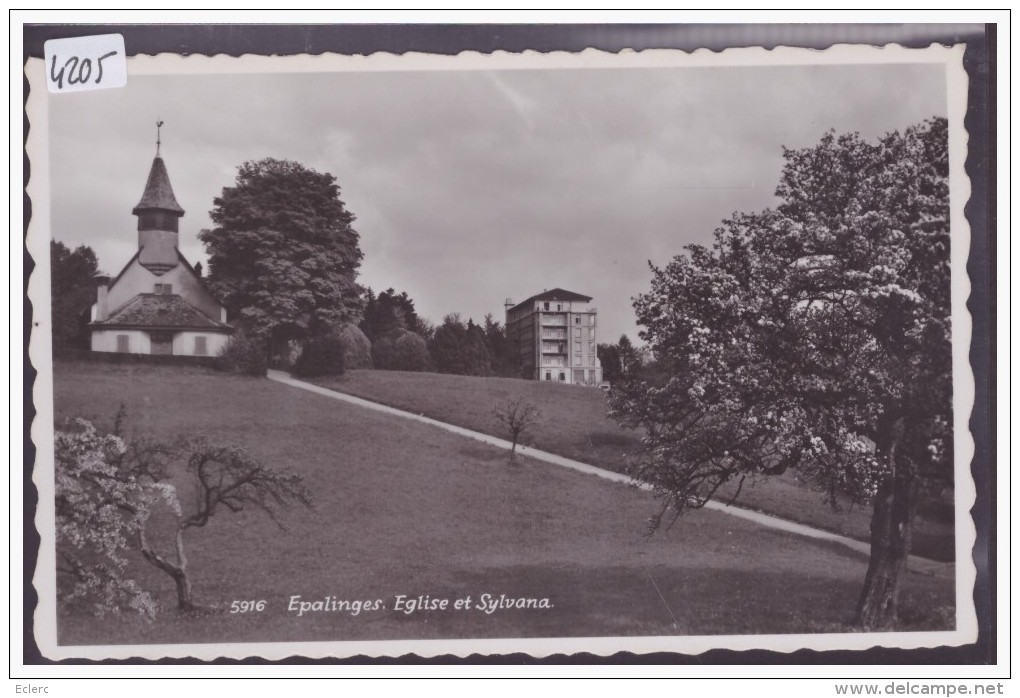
24 37 981 661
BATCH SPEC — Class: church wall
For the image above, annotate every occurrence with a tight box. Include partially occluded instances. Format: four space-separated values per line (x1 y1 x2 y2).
173 331 229 357
162 263 223 320
91 328 229 356
92 329 150 354
106 257 223 321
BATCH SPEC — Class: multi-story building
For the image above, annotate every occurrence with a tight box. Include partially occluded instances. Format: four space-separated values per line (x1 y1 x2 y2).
504 288 603 385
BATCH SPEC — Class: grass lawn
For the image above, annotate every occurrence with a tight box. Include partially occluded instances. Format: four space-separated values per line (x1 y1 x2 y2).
51 361 953 646
312 370 955 563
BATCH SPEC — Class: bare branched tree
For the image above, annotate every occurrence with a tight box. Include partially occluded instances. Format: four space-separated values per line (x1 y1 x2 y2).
493 396 542 465
134 439 313 611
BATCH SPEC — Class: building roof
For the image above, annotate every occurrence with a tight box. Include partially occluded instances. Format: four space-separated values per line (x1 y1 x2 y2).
510 288 593 312
92 293 232 332
132 155 184 215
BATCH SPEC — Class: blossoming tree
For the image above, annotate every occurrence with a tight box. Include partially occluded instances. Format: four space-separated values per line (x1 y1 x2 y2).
609 118 952 629
55 417 312 615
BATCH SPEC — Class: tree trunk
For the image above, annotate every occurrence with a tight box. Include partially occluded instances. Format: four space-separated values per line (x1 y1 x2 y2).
856 417 917 629
172 527 194 610
138 526 195 611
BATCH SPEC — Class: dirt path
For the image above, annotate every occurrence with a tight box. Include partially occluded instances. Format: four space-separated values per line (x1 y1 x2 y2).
267 370 953 579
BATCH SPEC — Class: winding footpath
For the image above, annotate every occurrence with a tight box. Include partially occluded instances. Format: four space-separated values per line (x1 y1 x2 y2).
267 370 953 579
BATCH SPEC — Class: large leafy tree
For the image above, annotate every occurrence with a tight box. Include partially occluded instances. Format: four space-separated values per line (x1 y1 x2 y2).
51 240 99 349
609 118 952 629
199 158 364 359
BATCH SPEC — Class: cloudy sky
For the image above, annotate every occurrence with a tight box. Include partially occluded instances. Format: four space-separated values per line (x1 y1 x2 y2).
46 59 947 343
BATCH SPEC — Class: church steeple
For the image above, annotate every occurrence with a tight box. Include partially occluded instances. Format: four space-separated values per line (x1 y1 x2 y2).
133 155 185 220
134 121 184 274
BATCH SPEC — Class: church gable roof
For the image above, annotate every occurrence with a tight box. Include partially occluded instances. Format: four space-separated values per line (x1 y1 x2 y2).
92 293 232 332
132 156 184 215
107 249 217 297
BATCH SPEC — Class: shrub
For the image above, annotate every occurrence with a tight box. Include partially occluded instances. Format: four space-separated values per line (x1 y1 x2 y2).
371 334 397 369
393 332 432 371
213 329 268 377
292 334 346 377
335 323 373 369
372 329 431 371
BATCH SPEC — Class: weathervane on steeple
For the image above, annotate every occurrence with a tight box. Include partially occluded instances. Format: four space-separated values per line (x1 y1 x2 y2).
156 118 164 155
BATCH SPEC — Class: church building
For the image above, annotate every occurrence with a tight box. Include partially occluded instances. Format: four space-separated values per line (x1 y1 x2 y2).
89 137 233 356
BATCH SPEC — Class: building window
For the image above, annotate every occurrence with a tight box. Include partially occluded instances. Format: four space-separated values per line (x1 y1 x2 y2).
194 336 208 355
589 328 596 340
559 372 565 382
589 355 596 366
154 283 173 295
545 371 552 381
575 316 581 324
543 302 550 311
556 304 562 311
116 334 129 352
574 328 581 339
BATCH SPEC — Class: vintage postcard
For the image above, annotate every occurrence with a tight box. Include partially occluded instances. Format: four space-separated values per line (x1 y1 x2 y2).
25 42 977 660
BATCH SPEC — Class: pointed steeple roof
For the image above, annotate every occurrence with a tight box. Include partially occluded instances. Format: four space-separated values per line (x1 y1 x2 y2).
132 155 184 216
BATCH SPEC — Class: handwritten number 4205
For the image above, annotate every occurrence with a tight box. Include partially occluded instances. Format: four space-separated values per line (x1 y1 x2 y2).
50 51 119 89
